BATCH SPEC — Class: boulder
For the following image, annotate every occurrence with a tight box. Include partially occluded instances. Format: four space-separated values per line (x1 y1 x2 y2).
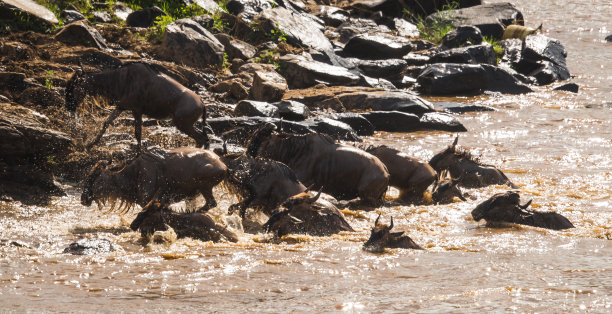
54 21 108 50
417 63 487 95
355 58 407 81
160 18 225 67
227 0 273 23
419 112 467 132
214 33 257 60
64 238 115 255
481 64 533 94
113 2 133 20
0 72 29 94
303 118 360 142
273 100 310 121
519 34 570 84
325 112 375 136
126 6 166 27
279 54 361 89
186 0 222 13
91 11 112 23
359 75 397 90
60 10 86 24
499 38 522 66
16 86 65 107
426 2 523 39
251 65 288 102
361 111 420 132
394 18 419 38
0 0 58 25
234 100 279 118
434 101 496 113
553 83 579 93
529 61 570 85
403 53 430 66
429 43 497 65
343 33 415 59
336 18 391 43
313 5 349 27
441 26 483 48
350 0 481 18
606 34 612 42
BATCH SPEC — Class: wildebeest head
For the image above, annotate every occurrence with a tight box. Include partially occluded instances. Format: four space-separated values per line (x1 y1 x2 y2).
246 123 277 157
81 160 129 209
81 161 109 206
431 170 466 204
65 66 87 112
429 136 461 171
363 215 422 253
471 191 531 222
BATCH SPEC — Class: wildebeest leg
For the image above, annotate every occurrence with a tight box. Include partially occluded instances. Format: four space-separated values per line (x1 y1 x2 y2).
228 185 255 218
86 108 122 149
133 112 143 151
174 111 210 149
197 188 217 213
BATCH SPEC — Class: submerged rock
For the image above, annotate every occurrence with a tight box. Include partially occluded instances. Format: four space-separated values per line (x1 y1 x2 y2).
553 83 579 93
434 102 496 113
361 111 420 132
419 112 467 132
63 238 115 255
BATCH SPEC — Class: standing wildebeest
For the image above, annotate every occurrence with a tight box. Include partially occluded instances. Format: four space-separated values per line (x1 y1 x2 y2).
65 63 210 149
363 215 423 253
130 202 239 243
81 147 226 213
215 144 307 218
263 189 354 237
248 124 389 206
431 170 467 204
471 191 574 230
429 137 517 188
364 145 436 203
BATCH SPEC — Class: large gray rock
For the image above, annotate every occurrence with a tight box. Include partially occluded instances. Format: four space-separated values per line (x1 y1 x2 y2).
417 63 488 95
426 2 523 39
361 111 421 132
54 21 108 50
337 90 435 114
227 0 273 23
394 18 419 37
214 33 257 60
303 117 360 142
313 5 349 27
251 65 287 102
355 59 408 81
279 54 360 89
274 100 310 121
325 112 374 136
234 100 279 117
482 64 533 94
441 25 483 48
343 33 415 60
254 7 332 52
0 0 58 25
126 6 166 27
350 0 481 18
521 34 570 84
430 43 497 65
160 18 225 67
336 18 391 43
419 112 467 132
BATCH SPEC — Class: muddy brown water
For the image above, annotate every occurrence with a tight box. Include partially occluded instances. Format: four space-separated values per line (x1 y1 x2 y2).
1 0 611 311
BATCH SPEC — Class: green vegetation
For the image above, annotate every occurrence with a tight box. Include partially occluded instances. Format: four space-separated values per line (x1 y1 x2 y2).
222 53 230 69
267 24 287 43
253 49 280 69
44 70 55 89
404 1 459 44
484 36 504 64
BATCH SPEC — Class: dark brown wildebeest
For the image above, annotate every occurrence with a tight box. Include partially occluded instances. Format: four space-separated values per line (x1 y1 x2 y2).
81 147 226 213
215 144 307 218
471 191 575 230
65 63 210 149
248 124 389 207
431 170 467 204
130 201 238 242
263 189 354 237
363 215 423 253
364 145 436 203
429 137 517 188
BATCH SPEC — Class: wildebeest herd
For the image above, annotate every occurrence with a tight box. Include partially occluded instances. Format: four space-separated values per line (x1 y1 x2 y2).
72 63 575 252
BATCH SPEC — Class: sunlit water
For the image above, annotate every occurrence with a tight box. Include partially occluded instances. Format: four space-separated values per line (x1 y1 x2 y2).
1 0 611 311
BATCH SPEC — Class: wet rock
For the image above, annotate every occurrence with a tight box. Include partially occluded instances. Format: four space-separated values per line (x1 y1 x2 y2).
520 34 570 84
0 0 58 25
359 75 396 89
63 238 115 255
214 33 257 60
0 72 29 94
113 2 133 21
441 26 483 48
499 38 522 66
16 86 65 107
230 81 249 100
279 54 360 89
529 61 570 85
606 34 612 42
208 117 313 138
254 7 332 52
314 5 349 27
553 83 579 93
434 102 496 113
0 41 35 61
60 10 86 24
91 11 112 23
417 63 487 95
403 53 430 66
336 18 391 43
350 0 482 18
54 21 108 50
355 59 407 81
394 18 419 37
426 2 523 39
274 100 310 121
419 112 467 132
227 0 272 23
324 112 374 136
160 18 225 67
343 33 415 60
251 66 288 102
303 117 360 142
126 6 166 27
481 64 534 94
430 43 497 65
234 100 280 118
361 111 420 132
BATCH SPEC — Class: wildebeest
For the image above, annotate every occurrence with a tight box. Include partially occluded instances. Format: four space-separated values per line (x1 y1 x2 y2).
363 215 423 253
364 145 436 203
263 189 354 237
431 170 467 204
248 124 389 206
130 201 238 242
471 191 575 230
215 144 307 218
65 63 210 149
81 147 226 213
429 137 517 188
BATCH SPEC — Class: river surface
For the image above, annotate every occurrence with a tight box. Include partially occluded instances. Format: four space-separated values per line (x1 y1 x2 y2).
1 0 611 312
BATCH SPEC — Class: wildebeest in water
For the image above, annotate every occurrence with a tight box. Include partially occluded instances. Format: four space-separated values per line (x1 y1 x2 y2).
431 170 467 204
81 147 226 213
363 215 423 253
65 62 210 149
471 191 575 230
248 123 389 207
429 137 517 188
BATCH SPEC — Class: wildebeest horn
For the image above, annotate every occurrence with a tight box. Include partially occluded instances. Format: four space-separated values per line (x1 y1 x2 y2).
307 187 323 203
389 216 394 230
451 136 459 150
222 141 227 155
519 199 532 209
374 214 380 226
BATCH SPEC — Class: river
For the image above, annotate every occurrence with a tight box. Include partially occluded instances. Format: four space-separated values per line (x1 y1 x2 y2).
1 0 610 312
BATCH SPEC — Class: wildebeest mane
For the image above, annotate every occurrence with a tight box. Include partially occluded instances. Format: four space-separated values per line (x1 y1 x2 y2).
430 145 481 167
269 133 336 162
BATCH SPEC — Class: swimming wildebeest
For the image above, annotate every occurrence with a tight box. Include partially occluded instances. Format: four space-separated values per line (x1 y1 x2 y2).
364 145 436 203
429 137 517 188
81 147 226 213
248 124 389 207
363 215 423 253
263 189 354 237
431 170 467 204
471 191 575 230
65 62 210 149
130 201 238 243
215 144 307 218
